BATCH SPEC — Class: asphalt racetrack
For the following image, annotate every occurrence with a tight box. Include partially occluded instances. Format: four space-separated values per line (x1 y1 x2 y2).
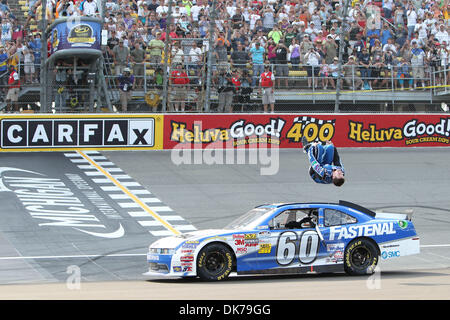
0 148 449 299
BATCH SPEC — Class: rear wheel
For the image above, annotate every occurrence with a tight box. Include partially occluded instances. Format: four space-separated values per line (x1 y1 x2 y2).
344 238 379 276
196 244 234 281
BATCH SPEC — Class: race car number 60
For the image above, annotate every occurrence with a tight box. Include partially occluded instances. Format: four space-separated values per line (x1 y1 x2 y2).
276 231 319 266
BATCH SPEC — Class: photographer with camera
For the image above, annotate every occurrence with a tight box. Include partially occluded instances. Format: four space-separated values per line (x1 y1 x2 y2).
118 67 134 112
53 60 69 111
238 69 253 112
56 0 74 18
217 69 235 113
304 47 321 89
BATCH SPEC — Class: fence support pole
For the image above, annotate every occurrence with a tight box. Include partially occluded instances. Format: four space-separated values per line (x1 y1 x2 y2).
39 0 48 113
161 0 173 112
204 0 217 112
334 0 351 113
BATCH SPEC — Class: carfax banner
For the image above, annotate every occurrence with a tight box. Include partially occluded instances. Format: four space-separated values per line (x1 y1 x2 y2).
164 114 450 149
0 115 163 151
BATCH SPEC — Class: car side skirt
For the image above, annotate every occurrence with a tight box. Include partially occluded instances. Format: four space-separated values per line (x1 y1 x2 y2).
237 264 343 276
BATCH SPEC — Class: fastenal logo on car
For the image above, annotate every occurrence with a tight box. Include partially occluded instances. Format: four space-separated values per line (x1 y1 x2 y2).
329 222 396 241
1 117 155 149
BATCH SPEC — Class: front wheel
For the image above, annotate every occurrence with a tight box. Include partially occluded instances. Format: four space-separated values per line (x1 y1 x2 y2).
344 238 379 276
196 244 234 281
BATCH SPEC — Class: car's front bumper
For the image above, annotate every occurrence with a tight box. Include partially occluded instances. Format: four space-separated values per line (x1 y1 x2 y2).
146 252 197 278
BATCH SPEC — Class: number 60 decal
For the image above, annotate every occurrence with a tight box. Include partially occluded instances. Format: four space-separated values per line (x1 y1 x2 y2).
276 231 320 266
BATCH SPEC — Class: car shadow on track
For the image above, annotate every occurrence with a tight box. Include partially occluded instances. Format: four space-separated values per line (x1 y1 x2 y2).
146 269 450 284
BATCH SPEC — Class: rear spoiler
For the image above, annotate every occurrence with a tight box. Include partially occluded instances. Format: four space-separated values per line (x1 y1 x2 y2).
375 209 414 221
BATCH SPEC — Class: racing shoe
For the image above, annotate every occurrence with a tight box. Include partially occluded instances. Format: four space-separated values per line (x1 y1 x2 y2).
301 136 311 153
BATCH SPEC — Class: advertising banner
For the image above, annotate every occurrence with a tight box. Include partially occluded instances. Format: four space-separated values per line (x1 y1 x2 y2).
0 115 163 151
2 114 448 151
50 19 102 54
164 114 450 149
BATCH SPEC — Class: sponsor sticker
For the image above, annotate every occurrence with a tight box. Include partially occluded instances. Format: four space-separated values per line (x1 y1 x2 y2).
381 250 400 259
329 223 396 241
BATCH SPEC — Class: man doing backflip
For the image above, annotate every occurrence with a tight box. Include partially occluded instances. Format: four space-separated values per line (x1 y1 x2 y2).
302 137 345 187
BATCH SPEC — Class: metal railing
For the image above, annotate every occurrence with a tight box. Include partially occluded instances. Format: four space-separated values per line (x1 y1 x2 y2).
432 67 450 96
2 54 449 113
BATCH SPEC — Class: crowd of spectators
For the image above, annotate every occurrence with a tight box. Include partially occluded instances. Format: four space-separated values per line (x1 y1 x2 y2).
1 0 42 111
96 0 449 92
1 0 450 108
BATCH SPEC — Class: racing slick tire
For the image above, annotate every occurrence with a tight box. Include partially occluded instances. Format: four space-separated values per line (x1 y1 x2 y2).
344 238 379 276
197 243 234 281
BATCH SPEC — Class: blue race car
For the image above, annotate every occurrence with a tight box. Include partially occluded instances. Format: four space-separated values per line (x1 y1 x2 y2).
145 201 420 281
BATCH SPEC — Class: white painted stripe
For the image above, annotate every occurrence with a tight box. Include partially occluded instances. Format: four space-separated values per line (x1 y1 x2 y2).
137 198 161 203
421 244 450 248
0 253 146 261
109 194 131 200
138 221 161 227
149 230 174 236
83 151 100 155
174 225 197 231
128 209 175 217
70 159 90 163
84 171 103 176
128 189 151 195
92 178 114 184
118 198 161 209
95 162 115 166
118 202 141 208
93 178 137 184
145 206 173 212
78 151 190 236
78 165 96 170
2 242 443 261
89 156 107 160
120 182 141 187
128 211 152 217
105 168 124 173
110 175 133 180
100 186 122 192
136 216 185 223
160 215 184 221
64 153 81 158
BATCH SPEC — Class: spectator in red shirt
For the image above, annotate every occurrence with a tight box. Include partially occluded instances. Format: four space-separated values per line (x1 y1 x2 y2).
169 63 189 112
260 64 275 113
6 65 20 113
160 24 179 43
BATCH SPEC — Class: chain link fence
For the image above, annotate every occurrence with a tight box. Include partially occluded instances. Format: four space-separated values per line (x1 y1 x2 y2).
1 53 449 114
2 0 449 114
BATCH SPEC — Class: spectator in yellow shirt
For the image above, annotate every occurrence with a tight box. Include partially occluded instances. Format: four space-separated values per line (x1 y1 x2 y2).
268 25 283 44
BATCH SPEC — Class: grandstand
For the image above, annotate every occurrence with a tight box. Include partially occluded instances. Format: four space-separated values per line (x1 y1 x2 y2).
0 0 449 113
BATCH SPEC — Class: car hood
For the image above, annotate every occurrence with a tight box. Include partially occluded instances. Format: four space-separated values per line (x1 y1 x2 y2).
150 229 234 249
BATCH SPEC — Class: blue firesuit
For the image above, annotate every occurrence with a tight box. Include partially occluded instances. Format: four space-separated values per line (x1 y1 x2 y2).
307 143 345 184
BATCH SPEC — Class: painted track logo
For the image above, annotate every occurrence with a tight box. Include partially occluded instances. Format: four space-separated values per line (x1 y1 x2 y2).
0 167 124 239
0 167 44 192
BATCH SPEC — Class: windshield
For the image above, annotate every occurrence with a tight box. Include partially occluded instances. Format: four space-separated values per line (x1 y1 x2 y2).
225 207 274 229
